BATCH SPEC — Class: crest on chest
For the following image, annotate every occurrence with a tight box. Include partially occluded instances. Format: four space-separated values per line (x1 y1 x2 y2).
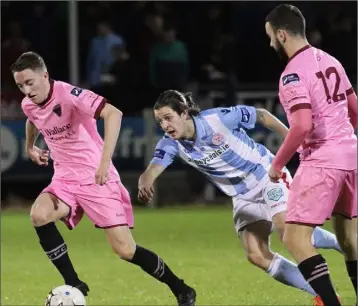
32 102 72 127
52 104 62 117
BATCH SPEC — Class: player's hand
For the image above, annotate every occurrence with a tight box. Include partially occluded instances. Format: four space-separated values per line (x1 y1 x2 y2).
268 166 283 183
95 160 110 185
138 183 154 204
27 146 49 166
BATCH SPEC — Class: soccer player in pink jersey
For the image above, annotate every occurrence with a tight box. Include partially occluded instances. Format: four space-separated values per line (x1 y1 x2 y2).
265 4 357 305
11 52 196 306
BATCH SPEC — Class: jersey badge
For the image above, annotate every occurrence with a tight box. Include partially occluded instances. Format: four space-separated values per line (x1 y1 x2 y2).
53 104 62 117
154 149 166 159
267 188 284 201
70 87 83 97
282 73 300 86
212 133 224 146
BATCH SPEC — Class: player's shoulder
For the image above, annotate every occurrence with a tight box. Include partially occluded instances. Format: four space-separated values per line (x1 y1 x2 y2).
162 134 177 142
280 57 309 89
199 107 241 119
198 108 222 117
158 134 179 147
21 96 31 107
21 96 32 113
320 49 345 72
281 46 317 80
55 80 84 98
282 46 342 79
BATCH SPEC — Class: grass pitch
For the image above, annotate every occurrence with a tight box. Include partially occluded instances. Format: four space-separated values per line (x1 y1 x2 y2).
2 206 355 305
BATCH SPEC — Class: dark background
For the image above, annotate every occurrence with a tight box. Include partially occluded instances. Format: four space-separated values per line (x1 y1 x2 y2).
1 1 357 206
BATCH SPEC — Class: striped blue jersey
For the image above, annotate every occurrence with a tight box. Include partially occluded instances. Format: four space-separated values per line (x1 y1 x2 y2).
150 106 275 196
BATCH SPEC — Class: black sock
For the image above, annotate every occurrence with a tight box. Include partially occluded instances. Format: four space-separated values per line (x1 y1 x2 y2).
35 222 80 286
129 245 187 295
346 260 357 294
298 254 341 305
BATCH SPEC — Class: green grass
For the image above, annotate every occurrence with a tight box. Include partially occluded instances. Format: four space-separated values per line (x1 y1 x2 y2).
1 206 355 305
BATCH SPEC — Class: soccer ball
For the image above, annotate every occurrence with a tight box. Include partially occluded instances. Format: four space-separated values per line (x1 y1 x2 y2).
44 285 86 306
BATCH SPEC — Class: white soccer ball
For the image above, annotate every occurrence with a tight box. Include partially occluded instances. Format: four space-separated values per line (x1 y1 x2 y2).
44 285 86 306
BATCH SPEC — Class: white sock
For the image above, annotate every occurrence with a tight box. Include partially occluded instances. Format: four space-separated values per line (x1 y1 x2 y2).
267 253 317 296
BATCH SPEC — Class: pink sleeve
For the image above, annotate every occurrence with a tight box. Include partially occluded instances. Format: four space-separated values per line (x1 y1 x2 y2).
280 71 311 111
272 107 312 171
337 64 357 128
338 62 354 96
67 86 107 119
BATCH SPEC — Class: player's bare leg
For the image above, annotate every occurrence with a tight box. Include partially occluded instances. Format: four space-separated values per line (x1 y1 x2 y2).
283 224 318 261
283 223 341 305
332 215 358 295
240 220 317 296
273 212 341 253
241 221 275 270
273 212 342 304
271 212 286 241
31 193 89 295
104 226 196 306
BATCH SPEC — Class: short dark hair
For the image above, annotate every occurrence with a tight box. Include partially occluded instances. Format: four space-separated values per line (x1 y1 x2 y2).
265 4 306 37
10 52 47 73
154 90 201 117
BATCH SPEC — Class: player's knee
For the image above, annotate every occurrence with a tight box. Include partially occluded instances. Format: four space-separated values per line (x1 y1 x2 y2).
338 235 357 254
275 225 285 241
282 232 294 250
247 251 267 269
111 241 136 260
30 208 52 226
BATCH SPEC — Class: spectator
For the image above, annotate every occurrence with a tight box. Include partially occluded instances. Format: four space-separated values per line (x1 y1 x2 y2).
101 44 141 115
86 21 125 89
149 24 189 96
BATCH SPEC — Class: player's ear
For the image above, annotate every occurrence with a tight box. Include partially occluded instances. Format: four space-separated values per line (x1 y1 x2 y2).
276 29 284 42
182 109 189 119
43 71 49 81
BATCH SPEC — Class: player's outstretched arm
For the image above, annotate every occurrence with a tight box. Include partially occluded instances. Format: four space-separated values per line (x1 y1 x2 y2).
256 108 289 139
269 107 312 181
25 119 38 151
25 119 49 166
96 103 123 185
138 163 166 204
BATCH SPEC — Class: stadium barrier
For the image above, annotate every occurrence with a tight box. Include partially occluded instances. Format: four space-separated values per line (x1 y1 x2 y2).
1 90 288 206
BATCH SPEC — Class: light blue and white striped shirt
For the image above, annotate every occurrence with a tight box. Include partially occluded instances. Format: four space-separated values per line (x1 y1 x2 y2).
150 106 275 196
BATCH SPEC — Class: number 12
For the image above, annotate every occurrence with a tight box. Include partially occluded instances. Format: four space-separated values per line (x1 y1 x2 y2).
316 66 345 104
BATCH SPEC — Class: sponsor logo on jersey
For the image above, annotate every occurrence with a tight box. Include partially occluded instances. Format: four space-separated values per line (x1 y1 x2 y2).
188 144 229 166
43 124 72 137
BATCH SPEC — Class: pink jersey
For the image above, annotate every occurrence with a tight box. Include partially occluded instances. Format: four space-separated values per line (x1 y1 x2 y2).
22 80 121 184
278 45 357 170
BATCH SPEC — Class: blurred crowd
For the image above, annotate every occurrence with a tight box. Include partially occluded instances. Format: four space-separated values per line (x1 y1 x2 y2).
2 1 357 119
